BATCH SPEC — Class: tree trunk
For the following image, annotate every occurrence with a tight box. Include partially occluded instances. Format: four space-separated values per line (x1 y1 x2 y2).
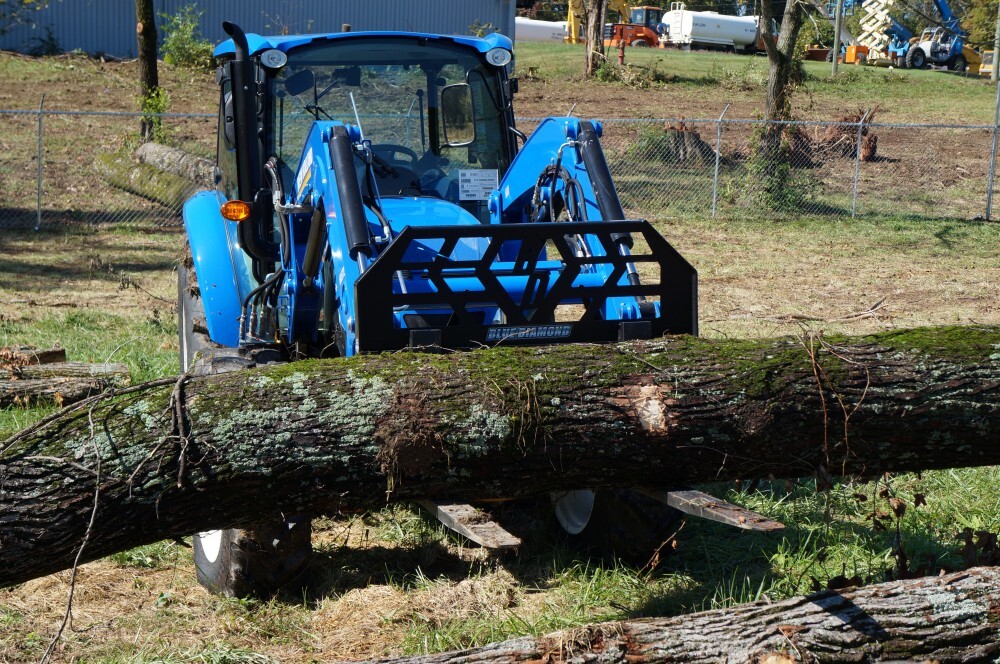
1 361 129 407
135 0 159 142
751 0 806 206
759 0 805 124
2 326 999 588
582 0 608 77
380 567 1000 663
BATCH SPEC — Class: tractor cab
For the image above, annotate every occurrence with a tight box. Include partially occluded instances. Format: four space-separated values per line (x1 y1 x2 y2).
630 6 663 30
214 31 518 235
188 23 694 360
266 37 516 224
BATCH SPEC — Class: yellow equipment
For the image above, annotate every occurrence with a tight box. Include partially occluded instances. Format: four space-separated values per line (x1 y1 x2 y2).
566 0 632 44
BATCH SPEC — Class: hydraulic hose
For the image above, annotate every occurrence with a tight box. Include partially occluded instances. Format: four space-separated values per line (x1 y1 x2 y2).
301 206 324 285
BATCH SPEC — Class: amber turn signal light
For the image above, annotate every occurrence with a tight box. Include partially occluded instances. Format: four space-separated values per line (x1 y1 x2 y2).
220 200 252 221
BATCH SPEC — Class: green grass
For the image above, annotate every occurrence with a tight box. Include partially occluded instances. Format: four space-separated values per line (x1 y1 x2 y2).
0 224 180 440
396 467 1000 657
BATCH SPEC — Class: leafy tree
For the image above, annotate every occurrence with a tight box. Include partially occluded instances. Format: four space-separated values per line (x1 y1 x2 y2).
957 0 992 48
747 0 808 208
160 4 214 71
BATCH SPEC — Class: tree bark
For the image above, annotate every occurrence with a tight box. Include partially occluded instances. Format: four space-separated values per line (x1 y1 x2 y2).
759 0 805 124
582 0 609 77
1 326 999 588
377 567 1000 663
135 0 159 142
135 142 214 187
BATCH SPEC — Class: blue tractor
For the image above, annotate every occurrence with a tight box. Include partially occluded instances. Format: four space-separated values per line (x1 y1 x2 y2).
179 23 698 597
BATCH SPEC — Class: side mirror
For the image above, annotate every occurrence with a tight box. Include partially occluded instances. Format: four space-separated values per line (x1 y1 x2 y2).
440 83 475 147
284 69 315 96
333 66 361 87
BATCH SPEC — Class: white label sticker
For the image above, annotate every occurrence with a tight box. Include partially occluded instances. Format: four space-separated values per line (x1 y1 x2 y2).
296 148 313 199
458 169 499 201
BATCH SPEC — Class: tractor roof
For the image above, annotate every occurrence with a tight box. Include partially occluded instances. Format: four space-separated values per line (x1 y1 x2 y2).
212 30 513 59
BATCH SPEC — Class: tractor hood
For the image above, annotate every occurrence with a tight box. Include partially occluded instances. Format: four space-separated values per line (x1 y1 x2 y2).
377 197 488 263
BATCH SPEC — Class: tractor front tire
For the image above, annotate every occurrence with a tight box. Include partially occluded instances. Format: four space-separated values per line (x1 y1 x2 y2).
193 518 313 598
553 489 682 566
179 247 314 598
906 46 926 69
950 54 967 71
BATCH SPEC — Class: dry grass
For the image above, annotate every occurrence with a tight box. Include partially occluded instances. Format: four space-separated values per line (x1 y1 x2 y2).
654 216 1000 339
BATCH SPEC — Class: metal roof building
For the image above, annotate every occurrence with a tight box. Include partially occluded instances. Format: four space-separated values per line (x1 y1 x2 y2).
0 1 516 57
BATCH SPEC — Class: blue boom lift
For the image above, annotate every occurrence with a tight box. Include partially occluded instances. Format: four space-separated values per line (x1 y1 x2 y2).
872 0 967 69
179 23 702 597
897 0 967 70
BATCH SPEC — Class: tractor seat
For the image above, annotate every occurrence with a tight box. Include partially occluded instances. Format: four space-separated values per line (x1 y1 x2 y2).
375 166 422 197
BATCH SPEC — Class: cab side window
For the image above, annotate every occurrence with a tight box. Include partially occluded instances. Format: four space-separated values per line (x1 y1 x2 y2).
216 77 238 199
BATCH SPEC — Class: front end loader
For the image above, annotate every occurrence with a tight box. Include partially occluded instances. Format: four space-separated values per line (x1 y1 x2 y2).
180 23 771 598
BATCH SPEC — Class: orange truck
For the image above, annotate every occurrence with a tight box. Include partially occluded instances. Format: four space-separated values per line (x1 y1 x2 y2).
605 6 664 48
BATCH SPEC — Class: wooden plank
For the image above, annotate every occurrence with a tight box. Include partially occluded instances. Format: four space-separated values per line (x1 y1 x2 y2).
640 489 785 532
417 501 522 550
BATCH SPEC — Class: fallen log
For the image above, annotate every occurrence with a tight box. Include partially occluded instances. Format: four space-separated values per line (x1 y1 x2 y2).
95 151 194 211
0 377 117 407
1 360 130 407
376 567 1000 663
0 346 67 367
1 325 998 587
134 142 213 187
11 361 129 383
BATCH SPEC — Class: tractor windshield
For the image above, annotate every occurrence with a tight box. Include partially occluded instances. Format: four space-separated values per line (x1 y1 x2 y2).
267 37 511 207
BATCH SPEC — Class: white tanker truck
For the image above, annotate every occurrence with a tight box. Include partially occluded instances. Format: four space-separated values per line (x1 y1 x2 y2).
659 2 763 52
514 16 570 43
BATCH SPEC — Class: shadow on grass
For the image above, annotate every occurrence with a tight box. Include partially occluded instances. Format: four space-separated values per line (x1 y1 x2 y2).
0 206 182 230
276 484 968 622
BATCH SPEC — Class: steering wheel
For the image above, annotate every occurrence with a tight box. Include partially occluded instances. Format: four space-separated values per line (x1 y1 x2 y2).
370 144 419 169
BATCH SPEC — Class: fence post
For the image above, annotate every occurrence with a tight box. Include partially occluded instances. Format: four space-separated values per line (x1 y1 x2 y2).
851 110 869 219
711 104 730 219
986 80 1000 220
35 94 45 231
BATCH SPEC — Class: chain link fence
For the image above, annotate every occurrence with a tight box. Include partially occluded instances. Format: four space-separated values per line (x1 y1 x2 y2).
595 117 998 222
0 108 214 229
2 108 998 229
